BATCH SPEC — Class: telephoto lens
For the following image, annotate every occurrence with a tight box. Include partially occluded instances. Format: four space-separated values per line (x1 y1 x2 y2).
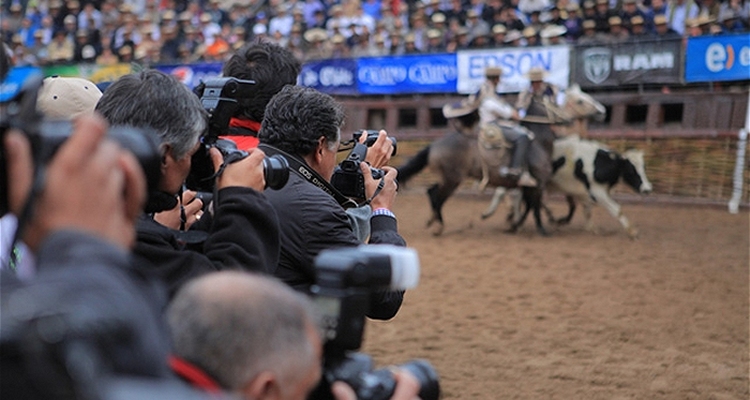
262 154 290 190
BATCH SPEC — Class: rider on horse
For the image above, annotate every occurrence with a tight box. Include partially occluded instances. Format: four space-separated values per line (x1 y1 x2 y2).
474 66 537 187
515 67 563 118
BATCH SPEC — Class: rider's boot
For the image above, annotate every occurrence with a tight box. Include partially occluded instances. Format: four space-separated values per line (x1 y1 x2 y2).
518 171 537 187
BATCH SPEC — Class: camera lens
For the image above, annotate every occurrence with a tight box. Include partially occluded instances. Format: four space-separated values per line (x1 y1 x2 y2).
262 154 289 190
400 359 441 400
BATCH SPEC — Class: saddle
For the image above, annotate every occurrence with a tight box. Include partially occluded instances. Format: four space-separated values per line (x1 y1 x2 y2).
476 121 515 191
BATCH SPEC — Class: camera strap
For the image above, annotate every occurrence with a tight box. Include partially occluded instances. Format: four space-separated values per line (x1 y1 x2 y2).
258 144 359 209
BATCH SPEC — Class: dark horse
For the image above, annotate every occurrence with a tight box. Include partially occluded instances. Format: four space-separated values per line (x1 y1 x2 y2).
398 100 555 236
397 86 605 236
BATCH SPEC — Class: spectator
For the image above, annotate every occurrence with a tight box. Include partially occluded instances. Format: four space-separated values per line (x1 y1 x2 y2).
95 70 280 298
539 24 567 45
257 85 405 320
665 0 700 35
269 4 294 37
653 14 681 37
606 16 631 42
47 29 75 64
491 23 507 45
577 19 603 43
620 0 649 33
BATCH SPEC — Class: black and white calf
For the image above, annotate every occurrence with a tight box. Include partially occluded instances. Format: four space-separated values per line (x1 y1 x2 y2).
482 136 652 238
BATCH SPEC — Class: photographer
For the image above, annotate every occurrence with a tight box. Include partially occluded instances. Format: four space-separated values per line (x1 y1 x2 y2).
1 114 174 393
258 85 404 320
221 42 394 242
95 70 281 298
220 41 302 149
167 270 421 400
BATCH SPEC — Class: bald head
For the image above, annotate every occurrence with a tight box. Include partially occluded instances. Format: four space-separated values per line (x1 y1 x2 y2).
168 271 321 393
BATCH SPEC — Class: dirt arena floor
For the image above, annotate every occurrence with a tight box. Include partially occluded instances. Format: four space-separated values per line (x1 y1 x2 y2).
361 188 749 400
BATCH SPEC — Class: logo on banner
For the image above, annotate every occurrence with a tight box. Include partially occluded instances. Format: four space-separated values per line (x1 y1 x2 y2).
583 48 611 84
171 66 195 86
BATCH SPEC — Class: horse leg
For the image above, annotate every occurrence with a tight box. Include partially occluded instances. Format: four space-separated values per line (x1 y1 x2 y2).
481 187 507 219
507 188 533 233
529 188 549 236
426 181 460 236
555 195 577 225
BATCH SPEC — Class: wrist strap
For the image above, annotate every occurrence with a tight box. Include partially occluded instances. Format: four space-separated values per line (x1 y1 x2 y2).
362 177 385 207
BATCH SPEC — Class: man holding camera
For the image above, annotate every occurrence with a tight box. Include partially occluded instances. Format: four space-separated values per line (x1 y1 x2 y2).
95 70 281 298
258 85 405 320
168 270 423 400
2 113 176 392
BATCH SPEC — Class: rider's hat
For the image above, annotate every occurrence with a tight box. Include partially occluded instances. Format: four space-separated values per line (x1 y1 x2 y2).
527 67 547 82
485 66 503 78
443 98 478 119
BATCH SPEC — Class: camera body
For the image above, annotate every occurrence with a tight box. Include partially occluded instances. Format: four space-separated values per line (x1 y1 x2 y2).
308 245 440 400
186 77 289 193
0 75 162 216
330 143 385 201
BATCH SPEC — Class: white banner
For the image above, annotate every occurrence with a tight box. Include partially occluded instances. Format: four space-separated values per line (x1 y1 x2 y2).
457 45 571 94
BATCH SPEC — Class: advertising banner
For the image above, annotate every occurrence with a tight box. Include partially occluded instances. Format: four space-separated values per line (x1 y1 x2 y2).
0 66 43 102
299 58 358 95
156 62 223 89
356 54 458 95
573 38 682 88
684 33 750 83
456 46 570 94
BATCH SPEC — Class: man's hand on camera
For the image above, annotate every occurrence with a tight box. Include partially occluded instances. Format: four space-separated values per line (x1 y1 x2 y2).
209 147 266 192
361 163 398 211
330 368 421 400
5 114 147 251
153 190 204 230
362 130 393 169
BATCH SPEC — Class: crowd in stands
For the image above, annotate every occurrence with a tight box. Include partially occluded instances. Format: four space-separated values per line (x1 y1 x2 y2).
2 0 749 67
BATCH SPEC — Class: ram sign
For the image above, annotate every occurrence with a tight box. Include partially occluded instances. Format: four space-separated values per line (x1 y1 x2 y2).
573 38 682 88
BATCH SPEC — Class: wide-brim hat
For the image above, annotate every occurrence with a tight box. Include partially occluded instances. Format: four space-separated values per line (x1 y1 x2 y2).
504 29 522 43
540 24 567 38
303 28 327 42
37 76 102 120
443 98 478 119
485 66 503 78
526 67 547 81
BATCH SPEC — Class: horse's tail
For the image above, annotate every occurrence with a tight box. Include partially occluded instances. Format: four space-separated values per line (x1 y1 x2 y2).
397 144 431 184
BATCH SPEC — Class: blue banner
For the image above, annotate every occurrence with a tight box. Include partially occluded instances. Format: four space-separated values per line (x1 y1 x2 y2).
155 62 223 89
357 54 458 95
299 58 358 95
0 66 43 103
685 33 750 83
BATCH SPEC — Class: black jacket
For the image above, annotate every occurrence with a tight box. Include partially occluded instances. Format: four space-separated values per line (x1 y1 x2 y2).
263 162 405 320
134 186 280 298
1 230 173 397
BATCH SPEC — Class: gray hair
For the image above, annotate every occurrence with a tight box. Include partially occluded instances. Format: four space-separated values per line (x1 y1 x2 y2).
167 271 321 391
95 70 207 160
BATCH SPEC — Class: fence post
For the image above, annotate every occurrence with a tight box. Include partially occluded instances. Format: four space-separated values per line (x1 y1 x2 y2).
728 90 750 214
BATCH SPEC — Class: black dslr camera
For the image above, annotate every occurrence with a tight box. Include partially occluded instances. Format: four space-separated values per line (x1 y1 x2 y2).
186 77 289 193
308 245 441 400
0 75 162 216
330 131 397 201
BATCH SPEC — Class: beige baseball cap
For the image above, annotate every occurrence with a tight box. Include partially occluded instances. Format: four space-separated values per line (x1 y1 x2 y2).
36 76 102 120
